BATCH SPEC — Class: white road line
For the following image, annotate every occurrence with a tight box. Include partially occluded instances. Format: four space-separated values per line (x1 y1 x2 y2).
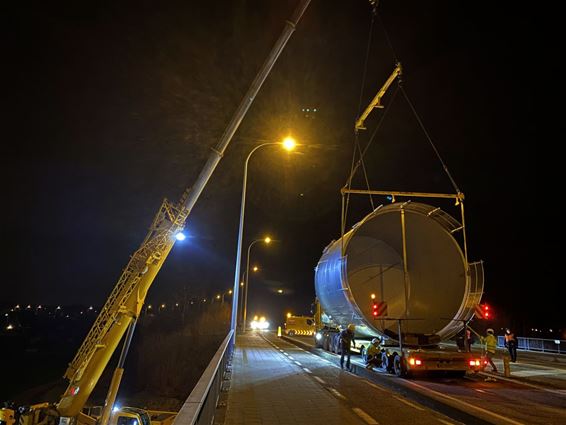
405 380 527 425
363 380 387 392
288 356 295 360
352 407 379 424
283 352 289 356
393 396 425 411
279 349 284 352
313 376 326 385
474 389 486 393
294 361 303 366
436 419 455 425
303 367 312 374
329 388 347 400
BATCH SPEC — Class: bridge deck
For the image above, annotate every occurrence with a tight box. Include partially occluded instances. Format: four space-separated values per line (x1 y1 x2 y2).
222 332 366 425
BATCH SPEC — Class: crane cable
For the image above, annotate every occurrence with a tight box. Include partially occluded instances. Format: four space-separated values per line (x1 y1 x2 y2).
343 2 462 236
343 3 378 235
399 86 462 195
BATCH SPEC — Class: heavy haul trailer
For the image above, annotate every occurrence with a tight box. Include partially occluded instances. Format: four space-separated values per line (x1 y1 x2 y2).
314 201 485 377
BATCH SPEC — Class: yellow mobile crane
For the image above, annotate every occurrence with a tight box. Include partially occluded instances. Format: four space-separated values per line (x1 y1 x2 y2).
2 2 311 425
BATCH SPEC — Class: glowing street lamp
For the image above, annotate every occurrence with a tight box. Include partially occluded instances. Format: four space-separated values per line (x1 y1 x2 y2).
230 137 300 333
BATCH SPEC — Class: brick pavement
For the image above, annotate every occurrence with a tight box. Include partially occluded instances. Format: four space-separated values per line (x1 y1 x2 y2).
223 332 366 425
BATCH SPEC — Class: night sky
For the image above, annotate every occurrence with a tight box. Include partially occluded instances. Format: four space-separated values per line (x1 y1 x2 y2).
4 1 559 330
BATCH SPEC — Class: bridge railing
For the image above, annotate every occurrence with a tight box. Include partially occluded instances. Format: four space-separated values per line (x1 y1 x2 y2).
497 335 565 354
173 330 234 425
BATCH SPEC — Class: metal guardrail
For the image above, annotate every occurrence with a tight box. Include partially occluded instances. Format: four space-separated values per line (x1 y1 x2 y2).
497 335 565 354
173 330 234 425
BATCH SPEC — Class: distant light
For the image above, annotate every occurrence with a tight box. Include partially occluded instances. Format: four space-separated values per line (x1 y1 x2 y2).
250 319 270 330
112 406 120 413
240 282 244 286
6 324 14 330
370 293 376 299
282 137 296 151
56 306 61 310
148 305 152 309
89 306 93 310
175 232 186 241
277 289 283 294
26 305 31 309
15 305 20 309
287 312 292 318
216 295 221 300
555 340 561 345
253 266 259 272
175 303 179 307
38 305 42 309
315 332 322 341
161 303 166 308
550 329 553 332
264 237 271 244
228 290 233 294
253 315 259 321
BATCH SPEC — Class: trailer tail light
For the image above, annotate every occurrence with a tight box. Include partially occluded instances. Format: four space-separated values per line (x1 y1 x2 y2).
469 359 481 367
408 358 422 366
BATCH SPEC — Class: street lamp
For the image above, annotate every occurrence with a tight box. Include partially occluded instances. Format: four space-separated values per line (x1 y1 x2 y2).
242 237 273 329
230 138 296 333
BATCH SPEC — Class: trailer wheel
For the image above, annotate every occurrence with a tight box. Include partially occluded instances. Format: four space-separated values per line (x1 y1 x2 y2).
393 355 408 378
322 335 330 351
381 352 391 372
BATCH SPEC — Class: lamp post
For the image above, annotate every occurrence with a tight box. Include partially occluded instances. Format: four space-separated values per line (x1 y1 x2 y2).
230 138 296 333
242 238 272 330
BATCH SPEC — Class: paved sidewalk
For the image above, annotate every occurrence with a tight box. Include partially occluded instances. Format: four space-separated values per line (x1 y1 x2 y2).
223 332 366 425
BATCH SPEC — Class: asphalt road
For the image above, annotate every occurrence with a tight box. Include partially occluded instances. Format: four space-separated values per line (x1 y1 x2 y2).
271 333 566 425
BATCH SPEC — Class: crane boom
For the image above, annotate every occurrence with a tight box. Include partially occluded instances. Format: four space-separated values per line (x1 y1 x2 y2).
56 0 312 419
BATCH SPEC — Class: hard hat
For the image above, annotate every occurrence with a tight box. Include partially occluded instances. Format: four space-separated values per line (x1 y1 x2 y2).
371 338 379 344
487 328 494 334
347 324 355 332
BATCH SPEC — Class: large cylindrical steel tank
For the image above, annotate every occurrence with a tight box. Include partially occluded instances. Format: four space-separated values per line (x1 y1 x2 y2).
315 201 483 342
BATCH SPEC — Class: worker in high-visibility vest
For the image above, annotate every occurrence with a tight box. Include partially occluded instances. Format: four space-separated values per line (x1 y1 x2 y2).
365 338 383 370
481 328 498 373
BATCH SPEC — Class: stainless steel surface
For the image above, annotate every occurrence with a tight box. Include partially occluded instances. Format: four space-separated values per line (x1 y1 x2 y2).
315 202 483 342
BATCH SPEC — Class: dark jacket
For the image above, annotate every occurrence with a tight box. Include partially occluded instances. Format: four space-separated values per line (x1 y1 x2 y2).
340 329 355 349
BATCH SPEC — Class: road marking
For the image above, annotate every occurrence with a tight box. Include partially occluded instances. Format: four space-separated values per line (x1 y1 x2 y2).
294 361 303 366
283 352 289 356
405 380 527 425
279 349 284 352
313 376 326 385
436 419 455 425
303 367 312 374
393 395 425 411
352 407 379 424
329 388 347 400
363 380 387 392
288 356 295 360
474 389 486 394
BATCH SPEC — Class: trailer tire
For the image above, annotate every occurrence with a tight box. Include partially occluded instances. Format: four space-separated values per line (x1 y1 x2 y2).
381 352 391 372
393 355 408 378
360 346 367 363
322 335 329 351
